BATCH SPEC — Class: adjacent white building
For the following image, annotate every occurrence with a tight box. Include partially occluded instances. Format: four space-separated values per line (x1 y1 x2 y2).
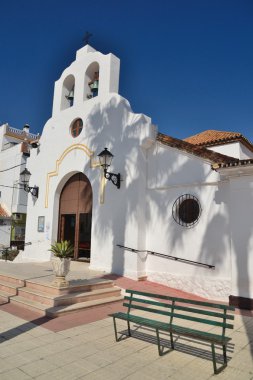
0 123 39 249
15 44 253 309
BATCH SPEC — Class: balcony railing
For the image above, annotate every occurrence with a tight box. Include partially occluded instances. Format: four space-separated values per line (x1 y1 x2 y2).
6 126 39 141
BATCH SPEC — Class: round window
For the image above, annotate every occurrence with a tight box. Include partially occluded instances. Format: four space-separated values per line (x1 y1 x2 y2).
71 118 83 138
172 194 201 227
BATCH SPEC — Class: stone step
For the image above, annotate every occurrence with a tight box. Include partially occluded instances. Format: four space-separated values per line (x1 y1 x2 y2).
17 288 55 306
0 289 11 303
0 279 20 295
18 286 122 307
10 295 48 314
10 294 123 317
46 295 124 317
25 278 114 296
1 272 123 317
0 273 25 287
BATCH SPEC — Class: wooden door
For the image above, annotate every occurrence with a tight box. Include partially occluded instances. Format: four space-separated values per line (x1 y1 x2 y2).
58 173 92 259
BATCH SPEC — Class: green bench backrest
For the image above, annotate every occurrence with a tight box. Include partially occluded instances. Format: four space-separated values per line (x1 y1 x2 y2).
123 289 235 334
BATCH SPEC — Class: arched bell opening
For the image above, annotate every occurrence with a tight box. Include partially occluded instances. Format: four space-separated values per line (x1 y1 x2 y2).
58 172 92 260
84 62 100 101
61 74 75 110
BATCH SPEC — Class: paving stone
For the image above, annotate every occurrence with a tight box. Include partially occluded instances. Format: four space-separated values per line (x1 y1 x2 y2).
0 368 32 380
0 262 252 380
34 367 81 380
123 372 157 380
229 346 253 370
59 361 96 378
19 358 58 377
0 356 21 374
135 360 177 379
210 366 253 380
84 352 113 368
68 342 100 358
80 366 133 380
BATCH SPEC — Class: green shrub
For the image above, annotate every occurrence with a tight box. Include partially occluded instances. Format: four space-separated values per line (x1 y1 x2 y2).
0 249 19 261
49 240 74 258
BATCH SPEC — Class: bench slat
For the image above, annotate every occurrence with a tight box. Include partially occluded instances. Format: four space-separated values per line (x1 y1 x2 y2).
123 303 234 329
124 296 234 320
111 290 234 374
170 324 231 344
109 312 231 344
110 312 170 330
126 289 235 311
123 302 171 317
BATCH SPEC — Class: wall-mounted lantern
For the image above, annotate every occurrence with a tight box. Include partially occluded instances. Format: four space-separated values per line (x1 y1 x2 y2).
98 148 121 189
20 168 39 198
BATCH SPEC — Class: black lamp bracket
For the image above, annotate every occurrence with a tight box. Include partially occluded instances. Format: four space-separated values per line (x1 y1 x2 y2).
104 169 121 189
23 184 39 198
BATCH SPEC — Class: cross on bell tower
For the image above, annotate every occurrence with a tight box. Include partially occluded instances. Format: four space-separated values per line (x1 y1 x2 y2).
83 31 93 45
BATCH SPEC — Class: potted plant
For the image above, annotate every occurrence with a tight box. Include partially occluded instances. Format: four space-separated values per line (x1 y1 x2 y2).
49 240 74 287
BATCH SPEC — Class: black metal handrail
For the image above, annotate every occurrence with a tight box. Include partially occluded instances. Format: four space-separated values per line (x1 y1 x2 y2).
116 244 215 269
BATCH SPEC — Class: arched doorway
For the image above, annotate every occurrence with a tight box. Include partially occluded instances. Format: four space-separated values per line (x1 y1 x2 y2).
58 173 92 260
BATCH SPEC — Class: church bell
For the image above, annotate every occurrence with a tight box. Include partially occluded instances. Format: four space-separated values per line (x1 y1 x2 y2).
89 80 99 91
65 88 74 101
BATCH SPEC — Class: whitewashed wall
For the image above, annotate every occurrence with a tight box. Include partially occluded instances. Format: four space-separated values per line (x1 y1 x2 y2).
208 142 253 159
0 143 28 214
145 143 231 300
19 46 155 278
228 173 253 300
0 221 11 248
21 94 153 275
16 45 253 305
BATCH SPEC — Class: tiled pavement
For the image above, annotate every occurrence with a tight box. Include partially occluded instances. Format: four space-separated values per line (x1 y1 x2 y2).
0 261 252 379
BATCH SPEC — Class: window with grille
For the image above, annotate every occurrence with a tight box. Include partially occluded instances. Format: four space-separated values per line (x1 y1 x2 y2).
172 194 201 227
70 118 83 138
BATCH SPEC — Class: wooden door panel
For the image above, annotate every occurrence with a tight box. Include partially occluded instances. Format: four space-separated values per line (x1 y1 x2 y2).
58 173 92 260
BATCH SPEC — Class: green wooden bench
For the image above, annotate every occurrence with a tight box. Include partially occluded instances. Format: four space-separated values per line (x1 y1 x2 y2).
109 289 235 374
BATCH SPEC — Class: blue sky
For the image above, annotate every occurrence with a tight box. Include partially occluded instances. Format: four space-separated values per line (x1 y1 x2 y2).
1 0 253 141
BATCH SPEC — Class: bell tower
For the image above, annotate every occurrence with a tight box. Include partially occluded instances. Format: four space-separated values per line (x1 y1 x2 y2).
52 45 120 116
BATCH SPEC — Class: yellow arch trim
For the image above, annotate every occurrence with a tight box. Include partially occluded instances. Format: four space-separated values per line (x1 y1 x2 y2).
45 144 94 208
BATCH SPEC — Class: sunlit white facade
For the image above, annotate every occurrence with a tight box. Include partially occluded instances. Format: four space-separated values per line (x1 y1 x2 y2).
15 45 253 309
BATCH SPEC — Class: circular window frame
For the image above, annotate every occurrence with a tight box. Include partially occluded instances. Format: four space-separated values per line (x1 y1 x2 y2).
70 118 83 138
172 194 201 228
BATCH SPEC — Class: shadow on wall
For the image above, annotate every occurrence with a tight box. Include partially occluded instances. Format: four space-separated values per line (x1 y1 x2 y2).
198 181 253 358
145 152 208 254
78 94 253 360
229 185 253 358
146 146 253 359
199 214 228 269
83 96 149 276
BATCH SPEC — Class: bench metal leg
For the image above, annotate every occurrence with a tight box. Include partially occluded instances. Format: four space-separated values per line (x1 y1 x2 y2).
127 320 131 337
156 329 174 356
113 317 120 342
170 332 174 349
211 343 228 375
156 329 163 356
113 318 131 342
223 344 227 365
211 343 217 374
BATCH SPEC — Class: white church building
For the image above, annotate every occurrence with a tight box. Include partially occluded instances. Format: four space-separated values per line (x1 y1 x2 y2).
17 44 253 309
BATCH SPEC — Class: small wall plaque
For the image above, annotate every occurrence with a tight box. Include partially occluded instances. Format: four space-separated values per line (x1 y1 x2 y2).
38 216 45 232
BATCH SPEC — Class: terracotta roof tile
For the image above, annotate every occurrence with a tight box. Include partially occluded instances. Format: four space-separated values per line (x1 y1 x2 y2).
184 130 253 152
156 132 239 165
0 205 11 218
